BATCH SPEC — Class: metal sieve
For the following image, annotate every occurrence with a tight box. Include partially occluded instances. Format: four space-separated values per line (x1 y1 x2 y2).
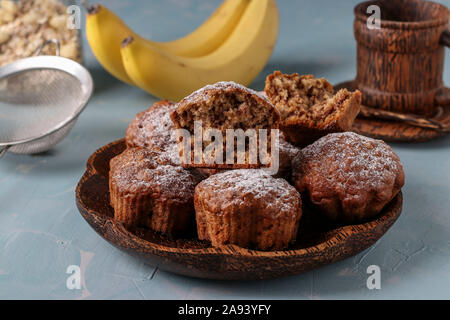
0 40 93 158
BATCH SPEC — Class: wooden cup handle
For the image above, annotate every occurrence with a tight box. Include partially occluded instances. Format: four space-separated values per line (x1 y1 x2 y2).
435 87 450 107
435 29 450 106
440 29 450 47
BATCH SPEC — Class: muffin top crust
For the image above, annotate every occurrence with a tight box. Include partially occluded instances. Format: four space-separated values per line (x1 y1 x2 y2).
195 169 301 219
293 132 404 202
110 147 199 199
126 100 180 164
181 81 273 106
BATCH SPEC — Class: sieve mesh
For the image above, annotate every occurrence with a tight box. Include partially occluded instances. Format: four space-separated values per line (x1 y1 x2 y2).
0 68 84 154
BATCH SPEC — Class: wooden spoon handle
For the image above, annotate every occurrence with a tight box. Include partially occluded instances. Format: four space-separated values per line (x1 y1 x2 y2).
359 106 450 133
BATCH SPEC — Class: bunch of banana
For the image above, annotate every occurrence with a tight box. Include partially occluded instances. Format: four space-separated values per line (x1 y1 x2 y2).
86 0 279 101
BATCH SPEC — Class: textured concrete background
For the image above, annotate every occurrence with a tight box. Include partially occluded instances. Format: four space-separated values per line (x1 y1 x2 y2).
0 0 449 299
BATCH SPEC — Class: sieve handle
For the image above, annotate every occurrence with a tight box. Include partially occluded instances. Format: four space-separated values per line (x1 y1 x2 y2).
0 146 10 159
35 39 61 57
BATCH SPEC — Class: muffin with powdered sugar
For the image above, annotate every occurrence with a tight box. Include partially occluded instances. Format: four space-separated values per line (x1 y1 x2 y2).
109 147 202 236
292 132 404 222
126 100 181 165
194 169 302 251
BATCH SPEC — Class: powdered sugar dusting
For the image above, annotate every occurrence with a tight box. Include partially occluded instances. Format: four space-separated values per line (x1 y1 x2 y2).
294 132 404 194
110 148 197 200
180 81 272 105
279 137 301 161
160 142 182 166
126 101 181 165
197 169 301 217
150 165 198 200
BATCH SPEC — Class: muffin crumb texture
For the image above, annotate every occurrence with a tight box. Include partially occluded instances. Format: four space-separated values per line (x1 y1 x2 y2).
171 81 281 168
265 71 361 146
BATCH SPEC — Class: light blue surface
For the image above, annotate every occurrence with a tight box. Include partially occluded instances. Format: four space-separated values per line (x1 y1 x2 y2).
0 0 449 300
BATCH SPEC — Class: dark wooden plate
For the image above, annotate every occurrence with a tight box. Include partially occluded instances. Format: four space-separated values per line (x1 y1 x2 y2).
336 81 450 142
75 139 403 280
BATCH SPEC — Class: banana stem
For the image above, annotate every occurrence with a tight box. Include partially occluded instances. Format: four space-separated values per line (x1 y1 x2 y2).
87 4 100 15
121 36 135 48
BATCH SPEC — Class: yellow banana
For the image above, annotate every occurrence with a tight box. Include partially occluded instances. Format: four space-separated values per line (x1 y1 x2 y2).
120 0 279 101
86 0 250 85
159 0 250 57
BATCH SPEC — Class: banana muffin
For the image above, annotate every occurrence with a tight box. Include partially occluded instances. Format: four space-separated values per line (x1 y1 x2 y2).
194 169 302 250
109 147 202 236
264 71 361 147
171 81 281 169
292 132 404 222
126 100 180 165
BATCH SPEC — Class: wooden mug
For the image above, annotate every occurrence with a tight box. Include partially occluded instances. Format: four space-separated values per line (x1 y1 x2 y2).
354 0 450 116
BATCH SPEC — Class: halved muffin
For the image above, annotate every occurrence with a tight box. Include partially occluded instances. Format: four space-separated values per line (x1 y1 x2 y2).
265 71 361 147
171 81 281 169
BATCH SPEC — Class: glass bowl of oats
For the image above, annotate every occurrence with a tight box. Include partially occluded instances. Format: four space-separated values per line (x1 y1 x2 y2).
0 0 82 67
